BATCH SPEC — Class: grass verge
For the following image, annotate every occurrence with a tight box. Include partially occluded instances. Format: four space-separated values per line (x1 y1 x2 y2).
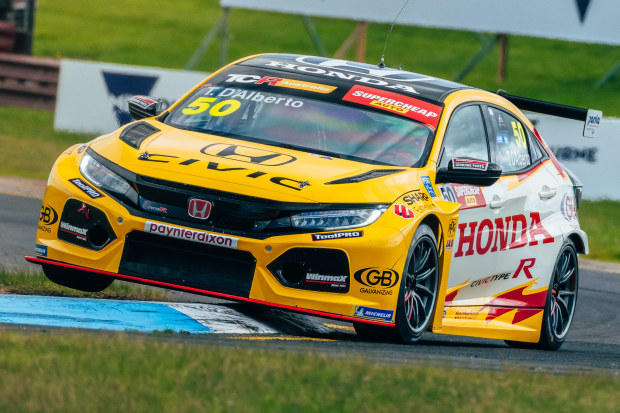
0 268 167 301
0 329 616 413
578 200 620 263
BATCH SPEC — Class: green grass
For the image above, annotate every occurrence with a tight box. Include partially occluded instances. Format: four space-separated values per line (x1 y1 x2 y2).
0 107 86 179
34 0 620 116
0 269 168 301
578 200 620 263
0 329 615 413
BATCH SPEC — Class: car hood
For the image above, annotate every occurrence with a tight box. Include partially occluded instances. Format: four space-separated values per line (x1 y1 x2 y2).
89 121 419 204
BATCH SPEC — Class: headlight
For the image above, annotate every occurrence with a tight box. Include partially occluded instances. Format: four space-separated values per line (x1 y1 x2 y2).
290 208 386 230
80 153 137 202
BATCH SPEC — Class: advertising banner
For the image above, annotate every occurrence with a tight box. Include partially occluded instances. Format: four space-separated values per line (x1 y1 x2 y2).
54 59 208 135
221 0 620 46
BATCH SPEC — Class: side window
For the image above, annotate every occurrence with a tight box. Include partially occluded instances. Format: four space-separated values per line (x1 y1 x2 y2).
439 105 489 167
486 107 532 173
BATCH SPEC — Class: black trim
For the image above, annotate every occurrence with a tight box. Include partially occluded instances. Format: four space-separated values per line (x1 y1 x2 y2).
496 90 589 122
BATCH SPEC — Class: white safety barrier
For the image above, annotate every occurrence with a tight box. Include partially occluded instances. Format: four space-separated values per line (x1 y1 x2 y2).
529 114 620 200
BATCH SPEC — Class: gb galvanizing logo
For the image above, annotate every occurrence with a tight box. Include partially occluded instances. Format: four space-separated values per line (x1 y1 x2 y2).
354 268 399 295
354 306 394 322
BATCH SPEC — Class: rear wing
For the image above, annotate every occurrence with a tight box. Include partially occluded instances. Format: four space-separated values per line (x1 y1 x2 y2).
496 89 602 138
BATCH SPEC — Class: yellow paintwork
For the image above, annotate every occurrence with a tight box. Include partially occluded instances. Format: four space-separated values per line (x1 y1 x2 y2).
34 55 558 342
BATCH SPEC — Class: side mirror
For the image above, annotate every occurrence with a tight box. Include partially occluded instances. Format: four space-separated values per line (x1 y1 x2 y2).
436 158 502 187
127 95 164 120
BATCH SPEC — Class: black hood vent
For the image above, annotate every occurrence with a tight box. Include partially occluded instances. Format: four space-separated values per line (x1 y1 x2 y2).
119 121 160 149
325 169 405 185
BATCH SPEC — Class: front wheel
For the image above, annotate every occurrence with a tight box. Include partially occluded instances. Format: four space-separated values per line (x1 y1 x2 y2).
393 224 440 343
354 224 440 344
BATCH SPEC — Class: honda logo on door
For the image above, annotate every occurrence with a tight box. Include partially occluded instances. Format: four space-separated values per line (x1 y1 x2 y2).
188 198 212 220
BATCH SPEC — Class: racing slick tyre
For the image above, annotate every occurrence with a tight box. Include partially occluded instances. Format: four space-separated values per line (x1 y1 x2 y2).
505 240 578 351
42 264 114 293
354 224 439 344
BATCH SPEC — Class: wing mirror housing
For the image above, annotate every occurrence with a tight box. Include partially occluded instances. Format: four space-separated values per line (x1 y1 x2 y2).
127 96 164 120
436 158 502 187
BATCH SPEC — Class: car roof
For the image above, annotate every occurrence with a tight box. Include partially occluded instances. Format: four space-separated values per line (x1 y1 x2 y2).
239 53 472 103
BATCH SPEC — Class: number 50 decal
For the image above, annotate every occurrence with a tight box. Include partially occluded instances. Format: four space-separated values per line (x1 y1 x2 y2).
182 97 241 116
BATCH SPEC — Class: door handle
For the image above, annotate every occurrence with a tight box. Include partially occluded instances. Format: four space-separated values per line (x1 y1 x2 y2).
538 186 557 200
490 196 505 209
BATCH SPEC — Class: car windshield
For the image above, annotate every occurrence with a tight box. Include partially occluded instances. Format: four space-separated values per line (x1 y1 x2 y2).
166 85 433 167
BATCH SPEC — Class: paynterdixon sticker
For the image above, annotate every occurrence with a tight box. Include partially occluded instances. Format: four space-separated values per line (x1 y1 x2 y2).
145 221 238 249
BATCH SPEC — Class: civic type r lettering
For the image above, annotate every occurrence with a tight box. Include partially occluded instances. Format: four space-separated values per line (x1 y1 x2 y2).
454 213 553 257
513 258 536 279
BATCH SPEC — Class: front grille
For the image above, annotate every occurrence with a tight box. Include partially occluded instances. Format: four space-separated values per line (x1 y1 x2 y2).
120 231 256 297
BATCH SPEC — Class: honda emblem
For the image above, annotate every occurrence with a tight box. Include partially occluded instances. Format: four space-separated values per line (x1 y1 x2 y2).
188 198 212 220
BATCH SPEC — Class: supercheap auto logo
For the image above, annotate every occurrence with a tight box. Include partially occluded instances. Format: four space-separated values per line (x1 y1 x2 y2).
343 85 442 128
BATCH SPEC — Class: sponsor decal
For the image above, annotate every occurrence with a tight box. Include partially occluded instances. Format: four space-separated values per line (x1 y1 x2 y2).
145 221 238 249
445 239 454 250
77 203 91 220
312 231 363 241
354 306 394 322
35 244 48 257
225 74 337 93
421 176 436 197
200 143 296 166
77 144 88 154
452 158 488 171
402 191 429 205
561 193 577 222
188 198 212 220
69 178 104 199
343 85 441 128
60 221 88 240
583 109 602 138
39 204 59 226
354 268 400 292
305 273 348 286
451 184 486 209
393 204 415 219
447 218 457 237
454 212 554 258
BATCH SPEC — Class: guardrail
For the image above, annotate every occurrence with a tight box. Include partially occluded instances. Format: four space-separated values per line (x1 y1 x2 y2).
0 53 59 109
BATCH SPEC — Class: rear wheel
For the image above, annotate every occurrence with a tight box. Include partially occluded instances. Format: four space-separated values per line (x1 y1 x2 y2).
505 240 578 350
354 224 439 344
43 264 114 293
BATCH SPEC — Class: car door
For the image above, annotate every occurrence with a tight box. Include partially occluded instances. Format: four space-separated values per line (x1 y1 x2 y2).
482 105 560 307
436 103 509 307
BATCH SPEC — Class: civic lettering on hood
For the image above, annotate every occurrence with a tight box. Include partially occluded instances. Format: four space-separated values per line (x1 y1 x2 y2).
138 146 308 191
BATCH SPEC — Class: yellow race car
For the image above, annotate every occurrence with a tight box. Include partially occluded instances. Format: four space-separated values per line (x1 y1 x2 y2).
28 54 601 350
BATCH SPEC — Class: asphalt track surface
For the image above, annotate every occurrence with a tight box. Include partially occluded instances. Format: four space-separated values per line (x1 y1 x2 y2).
1 192 619 374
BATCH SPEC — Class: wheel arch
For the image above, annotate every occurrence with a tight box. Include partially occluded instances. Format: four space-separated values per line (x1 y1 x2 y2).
567 232 587 255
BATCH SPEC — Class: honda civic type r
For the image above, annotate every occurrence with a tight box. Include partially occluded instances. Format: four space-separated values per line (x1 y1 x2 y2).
27 54 601 350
